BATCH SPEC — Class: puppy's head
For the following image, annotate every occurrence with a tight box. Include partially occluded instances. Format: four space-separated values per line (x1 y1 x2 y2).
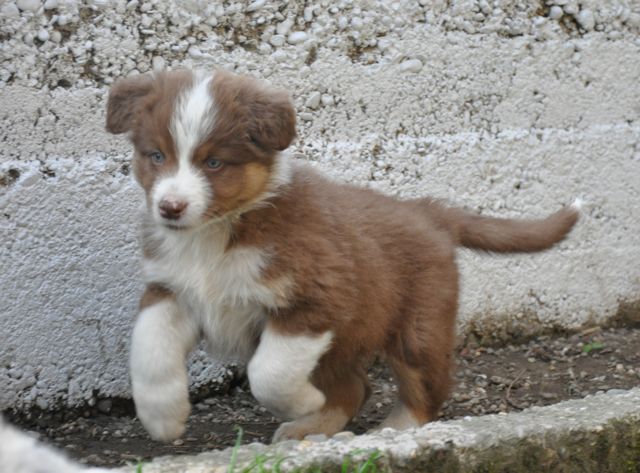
106 69 296 229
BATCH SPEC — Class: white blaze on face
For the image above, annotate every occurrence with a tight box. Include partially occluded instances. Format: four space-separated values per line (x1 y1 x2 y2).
151 71 217 228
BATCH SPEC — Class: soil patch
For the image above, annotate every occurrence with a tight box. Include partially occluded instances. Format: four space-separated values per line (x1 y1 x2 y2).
7 326 640 468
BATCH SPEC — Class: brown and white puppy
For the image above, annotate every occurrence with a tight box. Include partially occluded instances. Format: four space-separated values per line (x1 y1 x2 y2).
106 69 579 442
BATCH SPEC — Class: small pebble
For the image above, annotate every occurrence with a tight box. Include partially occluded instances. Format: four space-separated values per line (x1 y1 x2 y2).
320 94 334 106
151 56 165 71
453 393 471 402
305 91 321 109
271 50 287 63
172 439 184 446
140 14 153 28
120 453 139 461
82 454 104 465
269 34 285 47
303 6 314 22
562 3 579 15
299 112 314 121
287 31 308 45
188 46 203 58
576 9 595 31
549 6 563 20
490 375 509 385
37 29 49 42
35 397 49 410
399 58 423 73
276 19 293 35
332 431 355 441
245 0 266 13
1 3 20 17
97 399 112 414
17 0 41 12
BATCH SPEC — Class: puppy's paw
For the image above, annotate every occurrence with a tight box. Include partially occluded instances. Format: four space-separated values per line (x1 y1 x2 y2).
133 383 190 442
140 411 187 442
272 420 309 442
271 408 349 443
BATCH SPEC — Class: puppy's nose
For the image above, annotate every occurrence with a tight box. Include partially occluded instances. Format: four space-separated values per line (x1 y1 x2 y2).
159 199 188 220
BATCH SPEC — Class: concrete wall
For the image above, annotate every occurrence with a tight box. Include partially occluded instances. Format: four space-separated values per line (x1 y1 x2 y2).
1 0 639 412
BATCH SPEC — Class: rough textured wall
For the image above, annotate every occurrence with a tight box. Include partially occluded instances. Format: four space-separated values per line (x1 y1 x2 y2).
1 0 639 411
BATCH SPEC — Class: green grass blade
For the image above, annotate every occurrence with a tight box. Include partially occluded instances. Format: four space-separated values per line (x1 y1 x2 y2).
228 426 244 473
356 450 380 473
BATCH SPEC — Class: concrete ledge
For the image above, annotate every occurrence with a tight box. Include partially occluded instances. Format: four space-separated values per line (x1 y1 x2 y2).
134 387 640 472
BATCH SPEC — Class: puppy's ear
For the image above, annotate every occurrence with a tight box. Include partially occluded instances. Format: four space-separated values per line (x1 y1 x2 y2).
247 86 297 151
106 74 154 134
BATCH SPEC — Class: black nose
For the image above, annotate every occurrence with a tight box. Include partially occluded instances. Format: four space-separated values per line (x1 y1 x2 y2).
159 199 188 220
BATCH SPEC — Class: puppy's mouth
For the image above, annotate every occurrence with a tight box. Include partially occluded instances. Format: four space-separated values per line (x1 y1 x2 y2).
162 222 190 231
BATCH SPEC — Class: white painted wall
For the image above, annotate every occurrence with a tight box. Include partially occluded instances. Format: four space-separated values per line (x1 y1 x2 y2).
1 0 639 411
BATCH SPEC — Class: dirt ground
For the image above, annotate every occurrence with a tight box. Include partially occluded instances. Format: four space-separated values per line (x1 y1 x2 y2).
7 326 640 468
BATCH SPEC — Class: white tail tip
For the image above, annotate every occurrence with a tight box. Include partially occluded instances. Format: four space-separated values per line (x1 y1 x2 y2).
571 198 583 211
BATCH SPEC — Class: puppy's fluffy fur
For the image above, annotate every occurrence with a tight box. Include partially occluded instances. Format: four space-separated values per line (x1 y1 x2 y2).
106 69 579 442
0 418 109 473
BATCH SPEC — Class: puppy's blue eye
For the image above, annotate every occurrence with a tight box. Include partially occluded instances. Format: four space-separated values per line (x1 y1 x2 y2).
149 151 165 165
206 157 223 170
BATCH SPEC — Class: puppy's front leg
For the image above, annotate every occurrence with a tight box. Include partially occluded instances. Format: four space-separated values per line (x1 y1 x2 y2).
130 286 199 441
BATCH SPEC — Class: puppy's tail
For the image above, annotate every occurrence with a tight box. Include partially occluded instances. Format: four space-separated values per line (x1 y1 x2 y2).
418 198 581 253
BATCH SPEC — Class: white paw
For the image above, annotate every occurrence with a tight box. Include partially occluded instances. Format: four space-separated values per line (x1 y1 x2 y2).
133 382 190 442
129 300 199 442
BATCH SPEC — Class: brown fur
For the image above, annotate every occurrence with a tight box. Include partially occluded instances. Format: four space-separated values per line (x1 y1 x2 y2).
235 167 577 427
232 167 463 424
106 69 579 438
106 70 291 219
413 198 579 253
209 71 296 154
139 283 173 311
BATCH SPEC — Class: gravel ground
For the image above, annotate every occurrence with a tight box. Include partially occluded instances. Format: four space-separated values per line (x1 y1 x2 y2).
7 326 640 468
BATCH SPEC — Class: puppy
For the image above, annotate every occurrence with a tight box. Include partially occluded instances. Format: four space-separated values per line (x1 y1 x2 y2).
106 69 579 442
0 418 110 473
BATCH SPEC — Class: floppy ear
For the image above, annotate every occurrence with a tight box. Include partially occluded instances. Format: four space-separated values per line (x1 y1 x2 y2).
247 86 297 151
106 74 154 134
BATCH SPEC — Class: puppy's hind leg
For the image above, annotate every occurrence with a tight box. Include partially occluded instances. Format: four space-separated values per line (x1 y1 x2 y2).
130 286 199 441
248 323 369 442
377 265 458 431
272 363 370 442
248 325 333 422
373 359 434 432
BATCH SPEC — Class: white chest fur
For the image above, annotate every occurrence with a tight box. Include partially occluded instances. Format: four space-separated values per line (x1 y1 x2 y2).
142 223 277 361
